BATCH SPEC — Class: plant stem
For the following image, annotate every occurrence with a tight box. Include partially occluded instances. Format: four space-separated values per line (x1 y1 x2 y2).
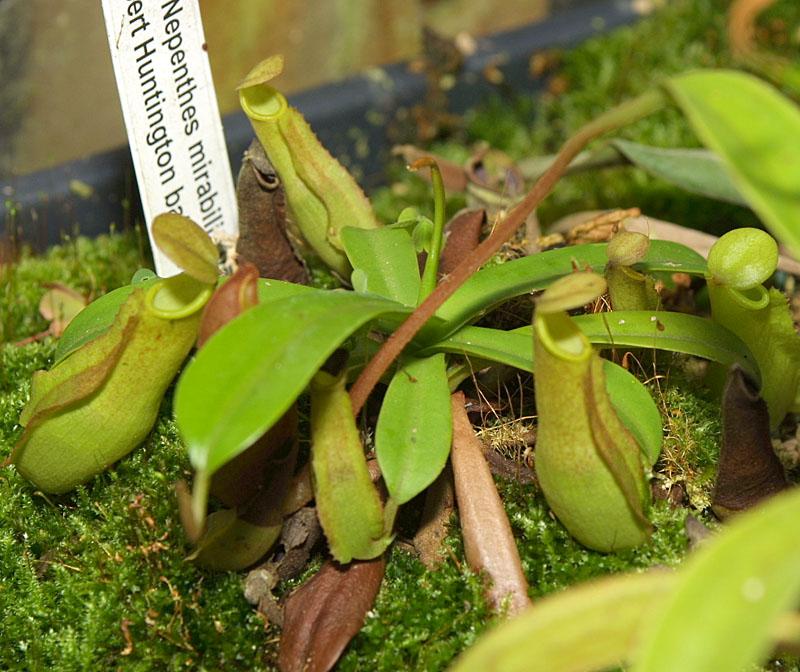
349 89 666 415
191 470 210 533
416 158 447 303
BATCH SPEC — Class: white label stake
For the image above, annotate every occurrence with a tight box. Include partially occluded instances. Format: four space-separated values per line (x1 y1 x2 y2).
102 0 238 277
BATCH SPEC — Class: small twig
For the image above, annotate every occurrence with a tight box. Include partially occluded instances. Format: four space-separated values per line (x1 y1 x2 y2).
120 619 134 656
13 329 51 347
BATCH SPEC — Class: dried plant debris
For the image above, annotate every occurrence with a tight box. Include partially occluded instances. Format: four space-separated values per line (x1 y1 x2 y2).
451 391 531 615
236 139 310 284
399 27 464 143
278 556 386 672
712 366 788 519
244 506 323 626
465 144 526 200
37 284 86 337
440 208 486 277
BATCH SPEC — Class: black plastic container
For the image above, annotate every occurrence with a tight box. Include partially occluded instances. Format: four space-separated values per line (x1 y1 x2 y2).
2 0 639 252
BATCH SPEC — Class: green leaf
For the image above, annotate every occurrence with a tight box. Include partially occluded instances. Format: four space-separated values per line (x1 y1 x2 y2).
611 139 746 206
427 313 758 388
341 227 421 306
635 487 800 672
450 570 676 672
174 292 409 480
375 354 452 504
431 241 706 340
420 326 662 466
151 213 220 284
53 282 152 365
256 277 323 302
572 311 761 385
665 70 800 258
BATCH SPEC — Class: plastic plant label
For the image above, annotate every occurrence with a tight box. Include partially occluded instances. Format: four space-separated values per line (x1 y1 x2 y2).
101 0 237 277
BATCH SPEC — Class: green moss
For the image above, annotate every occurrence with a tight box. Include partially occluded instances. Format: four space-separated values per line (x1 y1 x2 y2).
0 344 270 670
499 480 689 598
656 374 723 511
1 231 146 343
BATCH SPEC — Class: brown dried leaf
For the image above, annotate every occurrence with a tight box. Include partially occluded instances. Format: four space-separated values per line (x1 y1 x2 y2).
38 284 87 337
450 391 531 615
276 506 323 582
236 140 310 284
278 556 386 672
712 366 788 519
439 208 485 277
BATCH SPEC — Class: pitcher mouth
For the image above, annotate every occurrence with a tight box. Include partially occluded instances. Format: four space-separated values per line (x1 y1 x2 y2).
239 84 287 121
727 283 770 311
146 274 213 319
536 311 591 363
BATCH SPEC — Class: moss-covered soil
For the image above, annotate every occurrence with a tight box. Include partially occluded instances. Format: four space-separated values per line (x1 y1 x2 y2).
2 0 799 669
